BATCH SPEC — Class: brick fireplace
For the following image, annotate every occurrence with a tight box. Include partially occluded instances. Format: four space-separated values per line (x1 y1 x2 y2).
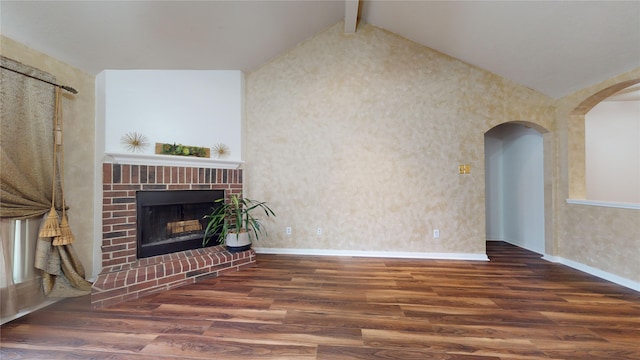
91 163 255 308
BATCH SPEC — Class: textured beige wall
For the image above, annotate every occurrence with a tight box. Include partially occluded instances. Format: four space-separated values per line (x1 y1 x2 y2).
554 67 640 282
245 23 554 255
1 36 96 276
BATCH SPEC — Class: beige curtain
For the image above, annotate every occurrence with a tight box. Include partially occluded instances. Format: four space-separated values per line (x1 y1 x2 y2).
1 56 61 219
1 57 90 319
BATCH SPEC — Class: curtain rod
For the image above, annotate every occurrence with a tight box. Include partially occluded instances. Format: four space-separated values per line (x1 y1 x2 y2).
0 65 78 94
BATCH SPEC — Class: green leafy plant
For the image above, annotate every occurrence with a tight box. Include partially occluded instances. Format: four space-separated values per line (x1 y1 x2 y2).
202 194 276 246
161 143 208 157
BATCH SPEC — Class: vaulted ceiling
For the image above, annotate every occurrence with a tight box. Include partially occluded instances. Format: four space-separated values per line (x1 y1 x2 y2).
1 1 639 98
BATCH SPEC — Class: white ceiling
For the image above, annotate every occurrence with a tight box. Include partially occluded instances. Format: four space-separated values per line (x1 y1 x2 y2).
1 1 639 98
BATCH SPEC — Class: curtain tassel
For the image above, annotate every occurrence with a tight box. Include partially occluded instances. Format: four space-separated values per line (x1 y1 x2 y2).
53 214 74 245
39 88 62 239
51 86 74 246
39 208 61 238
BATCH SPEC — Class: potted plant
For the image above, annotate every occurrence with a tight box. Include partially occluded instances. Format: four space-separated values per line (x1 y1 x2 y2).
202 194 276 252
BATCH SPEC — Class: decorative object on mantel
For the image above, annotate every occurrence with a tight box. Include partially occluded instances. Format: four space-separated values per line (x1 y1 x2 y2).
212 143 230 158
155 143 210 158
120 132 149 153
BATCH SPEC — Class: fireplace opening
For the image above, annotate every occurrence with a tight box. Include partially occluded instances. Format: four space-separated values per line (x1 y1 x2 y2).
136 190 224 259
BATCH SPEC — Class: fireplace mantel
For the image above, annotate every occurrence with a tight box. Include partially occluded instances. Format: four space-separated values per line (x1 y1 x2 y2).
104 152 243 169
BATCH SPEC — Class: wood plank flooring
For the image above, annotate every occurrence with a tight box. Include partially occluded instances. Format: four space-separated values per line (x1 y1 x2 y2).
2 241 639 359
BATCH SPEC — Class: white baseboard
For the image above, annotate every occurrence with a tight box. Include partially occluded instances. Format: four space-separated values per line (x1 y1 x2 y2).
253 247 489 261
253 247 637 292
542 254 640 292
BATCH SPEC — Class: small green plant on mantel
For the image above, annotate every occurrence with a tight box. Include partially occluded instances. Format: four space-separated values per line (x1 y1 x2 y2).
202 194 276 251
159 143 209 157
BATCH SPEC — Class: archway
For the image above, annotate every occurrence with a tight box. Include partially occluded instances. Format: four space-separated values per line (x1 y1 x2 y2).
568 78 640 199
485 121 551 255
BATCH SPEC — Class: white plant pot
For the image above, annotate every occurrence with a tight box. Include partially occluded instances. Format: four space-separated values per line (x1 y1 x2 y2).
225 231 251 252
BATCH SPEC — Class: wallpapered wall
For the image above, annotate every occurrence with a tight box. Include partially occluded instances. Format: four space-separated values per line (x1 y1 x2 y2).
245 23 554 256
1 36 96 277
555 67 640 282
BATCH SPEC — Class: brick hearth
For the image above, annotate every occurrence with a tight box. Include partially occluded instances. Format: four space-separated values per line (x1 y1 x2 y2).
92 163 254 308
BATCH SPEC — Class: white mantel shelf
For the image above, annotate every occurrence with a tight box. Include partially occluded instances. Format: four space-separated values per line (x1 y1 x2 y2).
104 152 243 169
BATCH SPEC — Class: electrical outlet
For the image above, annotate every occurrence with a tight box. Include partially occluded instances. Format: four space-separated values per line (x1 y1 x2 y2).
317 228 322 235
286 227 292 235
433 229 440 238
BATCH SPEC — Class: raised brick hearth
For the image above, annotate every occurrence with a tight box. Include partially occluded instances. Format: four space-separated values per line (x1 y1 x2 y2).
92 163 254 308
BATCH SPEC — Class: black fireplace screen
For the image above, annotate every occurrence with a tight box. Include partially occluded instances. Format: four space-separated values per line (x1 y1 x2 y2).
136 190 224 259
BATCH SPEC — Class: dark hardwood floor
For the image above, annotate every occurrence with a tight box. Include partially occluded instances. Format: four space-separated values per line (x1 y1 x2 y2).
2 241 639 359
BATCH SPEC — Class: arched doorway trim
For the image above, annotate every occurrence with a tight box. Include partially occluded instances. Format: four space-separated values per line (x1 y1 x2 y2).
484 120 550 135
571 78 640 116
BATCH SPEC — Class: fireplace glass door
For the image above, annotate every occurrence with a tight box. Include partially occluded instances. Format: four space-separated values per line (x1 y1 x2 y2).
136 190 224 259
